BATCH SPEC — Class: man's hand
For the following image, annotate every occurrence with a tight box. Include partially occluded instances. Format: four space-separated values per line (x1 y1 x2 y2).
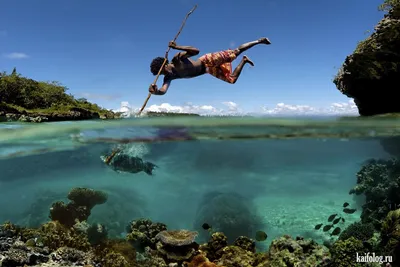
149 84 158 94
168 41 177 48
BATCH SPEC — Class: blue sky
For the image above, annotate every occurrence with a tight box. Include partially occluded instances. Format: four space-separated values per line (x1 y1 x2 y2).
0 0 385 114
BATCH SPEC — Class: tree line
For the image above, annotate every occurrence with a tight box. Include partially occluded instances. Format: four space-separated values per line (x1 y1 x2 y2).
0 68 110 114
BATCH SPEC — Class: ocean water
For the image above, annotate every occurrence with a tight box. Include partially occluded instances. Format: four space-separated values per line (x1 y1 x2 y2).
0 116 398 251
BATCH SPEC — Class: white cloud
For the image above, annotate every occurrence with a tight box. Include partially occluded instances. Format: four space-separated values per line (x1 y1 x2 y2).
3 52 29 59
113 99 359 117
260 100 358 116
222 101 239 112
147 102 221 115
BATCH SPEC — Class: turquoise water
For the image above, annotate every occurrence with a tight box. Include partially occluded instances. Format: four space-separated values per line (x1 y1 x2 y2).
0 116 399 251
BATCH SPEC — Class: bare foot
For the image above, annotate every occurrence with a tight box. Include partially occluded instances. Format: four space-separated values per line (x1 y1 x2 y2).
243 55 254 66
259 37 271 45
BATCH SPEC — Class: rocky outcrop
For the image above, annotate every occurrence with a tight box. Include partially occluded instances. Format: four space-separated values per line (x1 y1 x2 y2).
333 1 400 116
0 105 119 123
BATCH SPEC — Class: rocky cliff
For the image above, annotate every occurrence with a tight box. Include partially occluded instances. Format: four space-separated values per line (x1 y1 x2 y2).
333 0 400 116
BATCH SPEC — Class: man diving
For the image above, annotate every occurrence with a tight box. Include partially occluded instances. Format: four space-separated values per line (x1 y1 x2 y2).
148 37 271 95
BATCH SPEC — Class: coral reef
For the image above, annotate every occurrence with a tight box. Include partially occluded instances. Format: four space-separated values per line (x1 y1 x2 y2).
380 208 400 264
155 230 199 262
49 187 108 227
329 237 367 267
349 158 400 228
338 221 375 242
126 218 167 252
3 182 399 267
267 235 330 267
333 0 400 116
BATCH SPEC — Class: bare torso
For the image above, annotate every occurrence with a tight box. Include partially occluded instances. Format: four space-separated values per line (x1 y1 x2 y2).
164 57 206 82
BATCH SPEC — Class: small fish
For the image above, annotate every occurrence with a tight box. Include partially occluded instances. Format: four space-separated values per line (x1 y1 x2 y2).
332 217 341 224
330 227 341 236
323 225 334 232
202 223 212 230
327 214 337 222
343 208 357 214
255 231 268 241
343 202 349 208
341 218 345 223
314 223 323 230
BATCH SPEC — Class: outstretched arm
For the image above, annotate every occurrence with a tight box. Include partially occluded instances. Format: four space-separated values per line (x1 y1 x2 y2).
169 41 199 59
149 78 171 96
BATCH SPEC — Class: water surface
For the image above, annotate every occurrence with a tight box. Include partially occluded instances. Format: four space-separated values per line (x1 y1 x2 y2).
0 116 398 248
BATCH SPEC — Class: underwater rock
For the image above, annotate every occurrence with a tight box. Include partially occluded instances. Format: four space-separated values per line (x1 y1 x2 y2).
268 235 331 266
155 230 199 262
333 0 400 116
194 191 263 243
380 136 400 158
126 218 167 252
349 158 400 228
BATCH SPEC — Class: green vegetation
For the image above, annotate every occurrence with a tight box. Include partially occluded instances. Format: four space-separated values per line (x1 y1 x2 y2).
378 0 400 11
0 68 118 119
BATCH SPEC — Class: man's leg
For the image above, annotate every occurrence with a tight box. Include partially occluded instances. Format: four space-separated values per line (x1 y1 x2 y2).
234 37 271 56
229 56 254 84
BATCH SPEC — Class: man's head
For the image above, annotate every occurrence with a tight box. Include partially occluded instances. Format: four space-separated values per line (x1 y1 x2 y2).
150 57 168 75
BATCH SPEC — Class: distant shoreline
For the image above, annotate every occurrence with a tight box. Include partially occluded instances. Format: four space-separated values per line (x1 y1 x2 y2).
0 68 121 123
0 103 121 123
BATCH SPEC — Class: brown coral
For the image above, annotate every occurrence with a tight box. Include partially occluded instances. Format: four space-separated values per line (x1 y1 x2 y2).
49 187 108 227
156 230 198 246
215 246 257 267
155 229 199 263
94 239 137 267
183 254 221 267
199 232 228 261
126 218 167 252
68 187 108 209
49 201 90 227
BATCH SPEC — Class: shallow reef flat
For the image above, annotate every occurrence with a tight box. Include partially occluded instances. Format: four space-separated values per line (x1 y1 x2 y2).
1 184 399 266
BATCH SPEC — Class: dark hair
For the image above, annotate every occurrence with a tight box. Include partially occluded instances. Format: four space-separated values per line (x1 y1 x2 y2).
150 57 168 75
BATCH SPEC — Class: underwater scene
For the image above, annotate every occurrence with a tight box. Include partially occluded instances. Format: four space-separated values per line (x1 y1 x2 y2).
0 116 399 267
